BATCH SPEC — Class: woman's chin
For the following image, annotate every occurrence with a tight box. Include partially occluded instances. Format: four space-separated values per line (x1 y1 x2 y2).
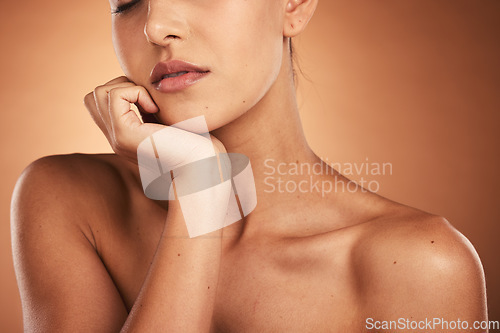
155 107 245 132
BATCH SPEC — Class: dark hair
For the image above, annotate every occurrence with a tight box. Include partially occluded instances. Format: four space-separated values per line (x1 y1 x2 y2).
289 38 311 88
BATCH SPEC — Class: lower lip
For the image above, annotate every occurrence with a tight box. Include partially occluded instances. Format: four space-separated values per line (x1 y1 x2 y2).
154 71 210 93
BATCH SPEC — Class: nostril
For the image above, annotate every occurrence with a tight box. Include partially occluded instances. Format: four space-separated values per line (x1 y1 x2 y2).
144 23 181 45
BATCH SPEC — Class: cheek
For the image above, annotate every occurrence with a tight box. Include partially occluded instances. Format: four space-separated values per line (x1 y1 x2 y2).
215 2 284 102
109 1 285 130
112 19 149 82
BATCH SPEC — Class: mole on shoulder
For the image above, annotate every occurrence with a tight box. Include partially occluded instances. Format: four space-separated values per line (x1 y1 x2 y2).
431 240 435 244
393 261 397 264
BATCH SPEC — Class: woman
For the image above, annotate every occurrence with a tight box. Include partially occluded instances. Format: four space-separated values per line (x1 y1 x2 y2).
11 0 488 331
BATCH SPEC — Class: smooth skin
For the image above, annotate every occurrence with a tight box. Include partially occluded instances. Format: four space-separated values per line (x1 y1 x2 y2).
11 0 488 332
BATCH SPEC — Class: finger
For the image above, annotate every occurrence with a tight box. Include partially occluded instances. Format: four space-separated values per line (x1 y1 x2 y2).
84 92 111 141
93 81 136 132
108 85 159 137
137 104 161 124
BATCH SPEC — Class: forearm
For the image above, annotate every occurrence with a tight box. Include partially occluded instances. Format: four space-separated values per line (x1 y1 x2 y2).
121 198 222 332
84 79 232 332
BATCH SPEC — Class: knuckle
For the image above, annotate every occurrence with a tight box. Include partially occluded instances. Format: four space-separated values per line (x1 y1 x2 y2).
94 85 109 99
94 84 106 92
108 88 121 100
83 92 94 107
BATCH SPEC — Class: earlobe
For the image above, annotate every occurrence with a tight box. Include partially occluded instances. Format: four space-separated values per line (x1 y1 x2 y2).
283 0 318 38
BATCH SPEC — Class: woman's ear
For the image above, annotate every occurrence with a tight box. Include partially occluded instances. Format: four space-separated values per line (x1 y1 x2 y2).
283 0 318 37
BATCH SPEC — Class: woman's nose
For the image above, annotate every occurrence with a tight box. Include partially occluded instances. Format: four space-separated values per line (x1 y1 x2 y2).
144 1 189 46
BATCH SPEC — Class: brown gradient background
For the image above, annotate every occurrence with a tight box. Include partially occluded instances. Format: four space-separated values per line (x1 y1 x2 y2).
1 0 498 330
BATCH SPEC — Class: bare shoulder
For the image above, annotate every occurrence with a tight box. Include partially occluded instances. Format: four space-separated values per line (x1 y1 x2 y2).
351 203 488 322
12 153 138 224
10 153 139 331
10 153 140 275
13 152 137 198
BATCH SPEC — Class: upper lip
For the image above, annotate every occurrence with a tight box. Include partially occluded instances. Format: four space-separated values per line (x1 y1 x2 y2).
150 60 209 84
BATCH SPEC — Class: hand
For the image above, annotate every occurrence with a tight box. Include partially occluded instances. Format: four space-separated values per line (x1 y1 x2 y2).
84 76 164 164
84 76 227 164
84 77 234 237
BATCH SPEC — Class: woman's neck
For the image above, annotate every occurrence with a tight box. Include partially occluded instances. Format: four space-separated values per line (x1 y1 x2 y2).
211 57 324 239
212 58 317 182
213 54 316 160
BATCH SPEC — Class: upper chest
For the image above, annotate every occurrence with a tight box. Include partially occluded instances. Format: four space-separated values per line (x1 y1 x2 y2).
96 195 367 332
210 237 363 332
